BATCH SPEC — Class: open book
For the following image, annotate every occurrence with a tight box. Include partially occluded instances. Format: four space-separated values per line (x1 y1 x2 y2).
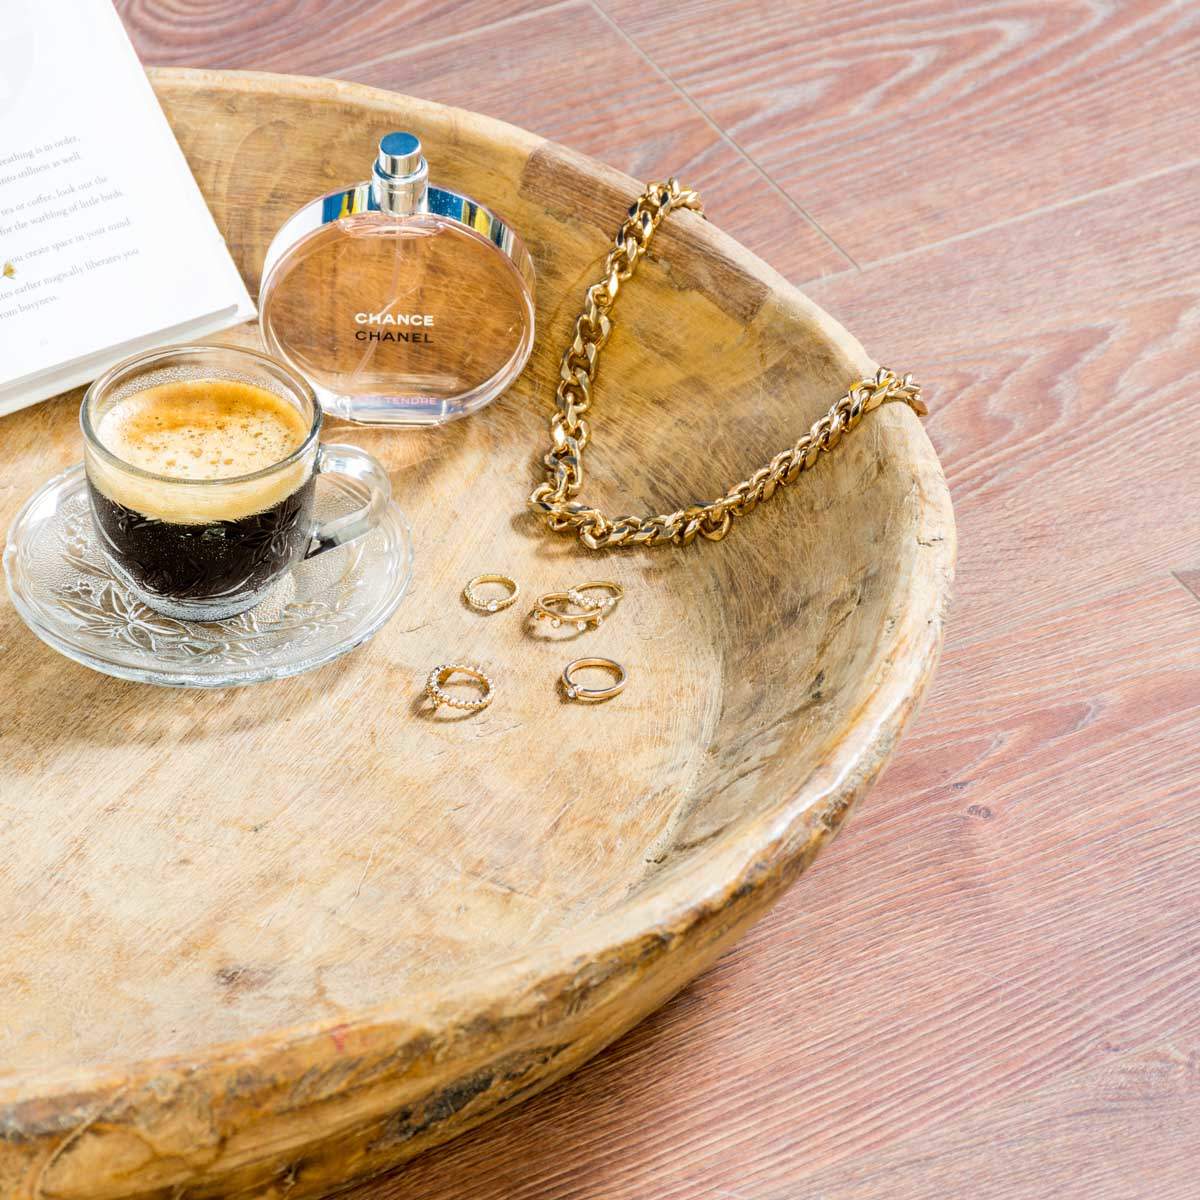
0 0 254 417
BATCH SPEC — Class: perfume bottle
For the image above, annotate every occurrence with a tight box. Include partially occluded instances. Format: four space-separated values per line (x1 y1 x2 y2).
259 132 536 426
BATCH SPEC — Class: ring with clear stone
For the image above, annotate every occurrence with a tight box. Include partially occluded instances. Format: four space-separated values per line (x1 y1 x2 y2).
530 592 603 632
530 581 624 632
564 580 624 613
561 657 626 703
463 573 519 614
424 664 494 712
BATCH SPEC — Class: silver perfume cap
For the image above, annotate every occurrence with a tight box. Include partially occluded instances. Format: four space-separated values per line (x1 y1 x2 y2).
372 131 428 215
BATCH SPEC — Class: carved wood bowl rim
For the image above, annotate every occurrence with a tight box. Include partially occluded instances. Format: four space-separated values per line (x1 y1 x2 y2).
1 69 956 1198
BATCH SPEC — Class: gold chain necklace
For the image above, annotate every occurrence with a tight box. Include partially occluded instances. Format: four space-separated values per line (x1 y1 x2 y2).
529 178 928 550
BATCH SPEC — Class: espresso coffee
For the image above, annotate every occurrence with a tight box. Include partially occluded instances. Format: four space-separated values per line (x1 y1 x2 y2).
86 379 315 616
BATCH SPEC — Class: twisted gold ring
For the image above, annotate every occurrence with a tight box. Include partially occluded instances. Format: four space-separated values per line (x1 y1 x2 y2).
425 664 494 712
464 573 519 613
561 657 627 703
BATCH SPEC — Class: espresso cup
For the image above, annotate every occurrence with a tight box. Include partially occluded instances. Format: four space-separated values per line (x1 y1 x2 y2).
81 344 391 621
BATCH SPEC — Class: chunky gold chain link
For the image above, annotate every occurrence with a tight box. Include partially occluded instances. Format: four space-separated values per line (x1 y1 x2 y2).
528 178 927 550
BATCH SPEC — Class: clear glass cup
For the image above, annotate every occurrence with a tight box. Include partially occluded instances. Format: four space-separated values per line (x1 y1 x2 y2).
81 343 392 621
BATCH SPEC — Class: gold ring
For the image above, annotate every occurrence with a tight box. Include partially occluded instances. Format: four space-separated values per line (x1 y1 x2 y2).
565 580 624 613
530 581 624 631
530 591 602 632
561 657 626 703
424 664 494 712
463 573 519 613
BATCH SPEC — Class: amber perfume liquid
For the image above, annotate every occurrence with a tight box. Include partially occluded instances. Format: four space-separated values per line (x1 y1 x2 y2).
259 132 536 427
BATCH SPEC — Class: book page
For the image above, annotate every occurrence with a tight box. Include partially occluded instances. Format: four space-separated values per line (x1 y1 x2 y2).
0 0 254 399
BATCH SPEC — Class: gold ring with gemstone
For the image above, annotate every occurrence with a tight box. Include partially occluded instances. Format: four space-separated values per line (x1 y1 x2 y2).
530 581 623 631
565 580 624 612
561 657 627 703
424 664 494 712
463 573 519 614
530 591 603 632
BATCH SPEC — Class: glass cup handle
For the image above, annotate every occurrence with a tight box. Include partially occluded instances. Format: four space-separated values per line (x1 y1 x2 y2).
306 443 392 559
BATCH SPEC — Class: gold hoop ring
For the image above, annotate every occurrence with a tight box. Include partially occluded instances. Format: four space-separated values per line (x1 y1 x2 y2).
424 664 494 712
565 580 624 613
561 657 627 703
530 581 624 631
530 591 602 632
463 573 519 613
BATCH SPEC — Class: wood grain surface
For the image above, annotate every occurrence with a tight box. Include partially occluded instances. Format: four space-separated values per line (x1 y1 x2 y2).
0 70 951 1200
76 1 1200 1197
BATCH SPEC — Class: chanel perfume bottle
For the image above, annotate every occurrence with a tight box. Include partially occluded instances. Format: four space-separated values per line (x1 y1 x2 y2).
259 132 535 426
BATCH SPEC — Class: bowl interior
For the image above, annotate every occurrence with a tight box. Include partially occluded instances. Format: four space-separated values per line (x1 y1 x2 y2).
0 74 951 1088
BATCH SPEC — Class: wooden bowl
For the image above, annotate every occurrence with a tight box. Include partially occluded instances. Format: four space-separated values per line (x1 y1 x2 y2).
0 70 955 1199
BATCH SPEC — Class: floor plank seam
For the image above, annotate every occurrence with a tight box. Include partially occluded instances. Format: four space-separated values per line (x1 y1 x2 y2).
586 0 861 275
797 151 1200 293
854 155 1200 276
1170 570 1200 606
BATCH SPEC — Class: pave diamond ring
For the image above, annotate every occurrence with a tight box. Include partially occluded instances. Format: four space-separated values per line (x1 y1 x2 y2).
424 664 494 712
565 581 623 612
463 573 519 614
530 580 624 632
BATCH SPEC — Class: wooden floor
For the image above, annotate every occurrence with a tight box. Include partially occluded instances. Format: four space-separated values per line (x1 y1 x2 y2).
117 2 1200 1197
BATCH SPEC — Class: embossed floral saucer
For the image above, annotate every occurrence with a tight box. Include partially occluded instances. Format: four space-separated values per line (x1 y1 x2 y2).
3 464 413 687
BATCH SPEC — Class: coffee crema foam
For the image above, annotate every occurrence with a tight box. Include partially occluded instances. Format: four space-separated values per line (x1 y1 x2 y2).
88 379 315 524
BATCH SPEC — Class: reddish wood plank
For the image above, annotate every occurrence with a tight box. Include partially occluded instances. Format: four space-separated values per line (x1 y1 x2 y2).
805 161 1200 648
765 1043 1200 1200
599 0 1200 261
812 577 1200 1045
114 0 553 74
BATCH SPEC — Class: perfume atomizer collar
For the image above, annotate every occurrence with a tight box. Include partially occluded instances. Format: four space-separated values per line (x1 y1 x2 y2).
372 131 429 216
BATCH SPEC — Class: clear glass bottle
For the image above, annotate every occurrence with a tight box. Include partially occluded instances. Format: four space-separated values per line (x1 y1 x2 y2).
259 132 536 426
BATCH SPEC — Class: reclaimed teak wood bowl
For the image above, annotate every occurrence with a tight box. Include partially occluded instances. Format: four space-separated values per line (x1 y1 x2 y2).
0 71 955 1199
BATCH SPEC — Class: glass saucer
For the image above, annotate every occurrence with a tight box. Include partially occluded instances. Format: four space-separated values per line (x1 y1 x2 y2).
3 464 413 688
